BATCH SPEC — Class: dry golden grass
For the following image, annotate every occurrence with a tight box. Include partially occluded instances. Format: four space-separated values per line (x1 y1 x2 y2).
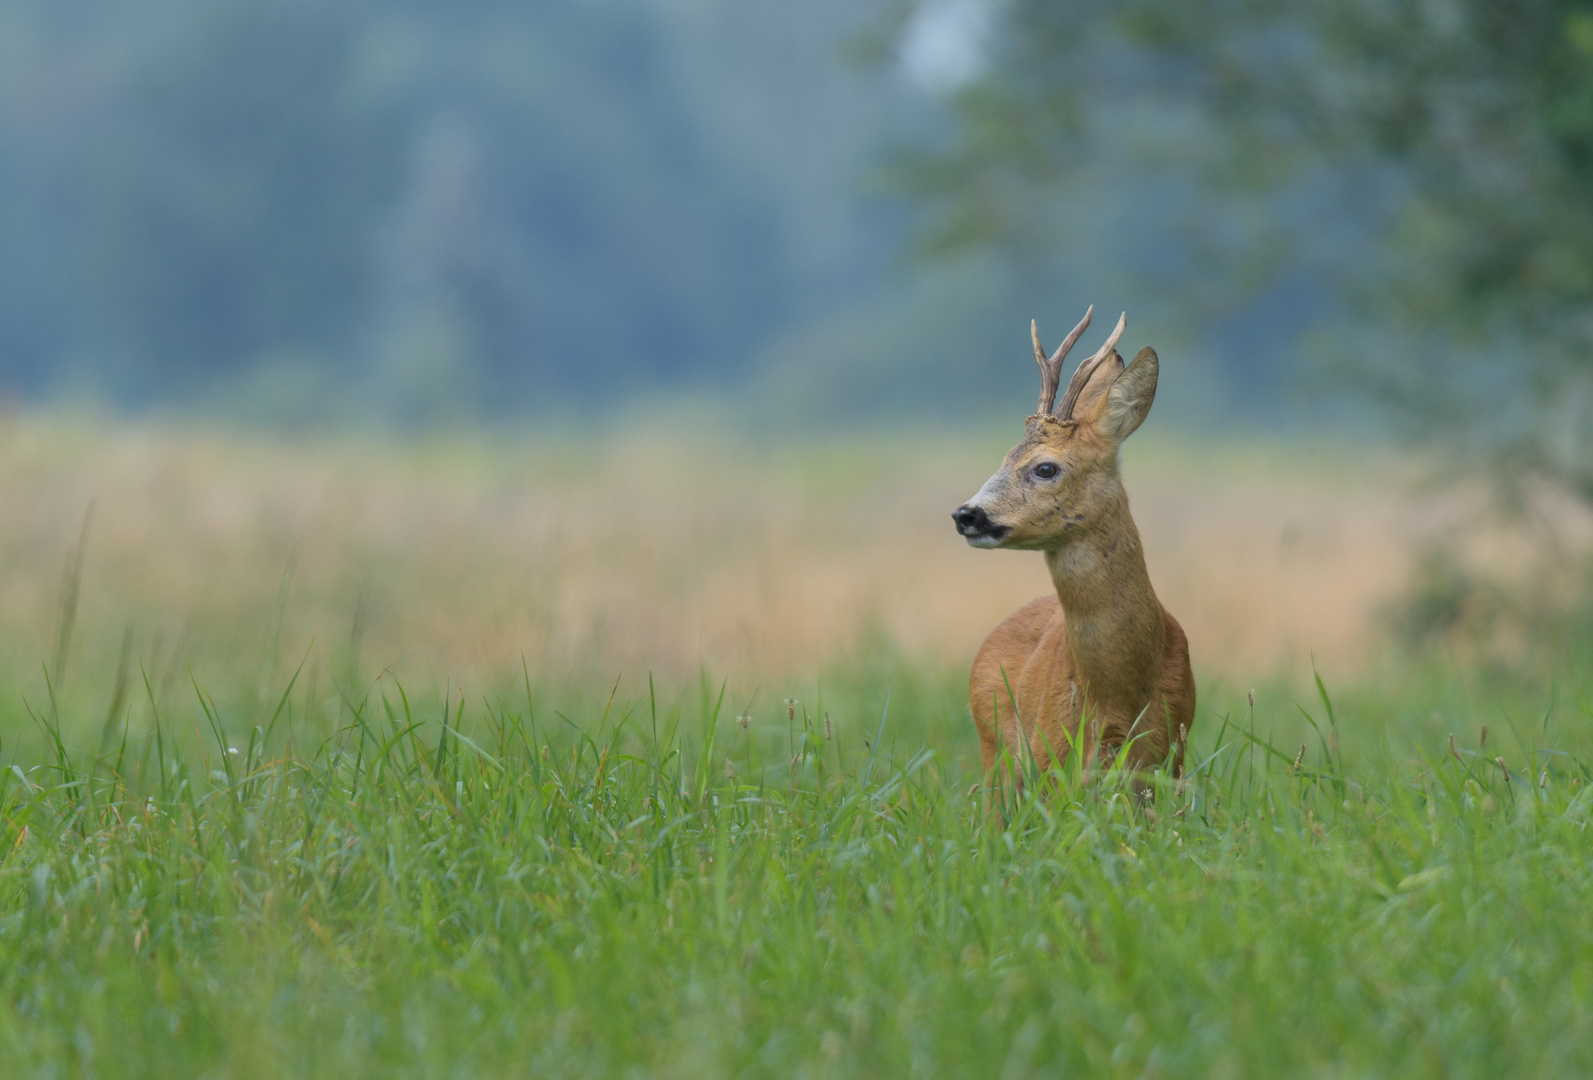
1 412 1580 707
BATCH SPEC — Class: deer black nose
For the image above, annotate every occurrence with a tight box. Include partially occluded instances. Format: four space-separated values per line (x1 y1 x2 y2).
953 505 991 535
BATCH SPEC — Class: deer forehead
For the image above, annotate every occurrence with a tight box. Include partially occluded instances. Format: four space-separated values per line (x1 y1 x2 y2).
1005 418 1110 469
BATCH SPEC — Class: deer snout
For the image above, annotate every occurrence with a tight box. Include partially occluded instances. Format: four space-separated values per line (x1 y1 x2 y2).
953 504 1010 544
952 505 989 533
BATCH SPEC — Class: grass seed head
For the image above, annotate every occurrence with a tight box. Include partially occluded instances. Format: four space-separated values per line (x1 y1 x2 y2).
1480 724 1488 748
1247 690 1254 708
784 698 797 722
1449 734 1459 763
1292 743 1306 774
1497 756 1510 784
725 758 736 780
736 710 751 730
823 711 832 740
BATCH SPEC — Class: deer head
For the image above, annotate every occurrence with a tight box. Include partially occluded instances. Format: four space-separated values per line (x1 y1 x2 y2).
952 306 1159 550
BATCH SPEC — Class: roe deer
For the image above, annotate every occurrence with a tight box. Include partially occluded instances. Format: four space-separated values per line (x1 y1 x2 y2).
952 306 1194 783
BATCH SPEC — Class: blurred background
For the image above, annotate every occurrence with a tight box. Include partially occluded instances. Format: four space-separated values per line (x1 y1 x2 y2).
1 0 1590 748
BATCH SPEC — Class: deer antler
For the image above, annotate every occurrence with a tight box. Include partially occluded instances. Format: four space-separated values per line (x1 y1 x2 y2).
1032 305 1094 415
1055 311 1127 421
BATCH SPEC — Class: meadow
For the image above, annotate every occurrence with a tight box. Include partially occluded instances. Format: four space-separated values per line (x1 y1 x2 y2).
0 414 1590 1077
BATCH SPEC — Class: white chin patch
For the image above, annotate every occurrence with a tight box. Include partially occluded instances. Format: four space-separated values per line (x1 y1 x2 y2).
965 535 1004 549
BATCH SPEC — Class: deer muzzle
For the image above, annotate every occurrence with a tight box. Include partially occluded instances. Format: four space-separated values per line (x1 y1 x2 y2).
952 504 1010 546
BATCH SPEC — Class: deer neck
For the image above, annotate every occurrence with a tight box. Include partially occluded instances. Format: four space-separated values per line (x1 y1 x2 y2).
1042 480 1164 708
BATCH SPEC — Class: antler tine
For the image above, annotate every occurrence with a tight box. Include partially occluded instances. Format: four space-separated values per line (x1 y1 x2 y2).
1032 321 1057 415
1089 310 1127 364
1032 305 1093 414
1056 311 1127 421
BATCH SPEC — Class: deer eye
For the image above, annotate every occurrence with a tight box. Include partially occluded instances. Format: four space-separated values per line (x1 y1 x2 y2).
1033 462 1060 480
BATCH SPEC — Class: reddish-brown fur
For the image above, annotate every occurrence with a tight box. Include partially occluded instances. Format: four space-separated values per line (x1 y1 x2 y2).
954 315 1195 781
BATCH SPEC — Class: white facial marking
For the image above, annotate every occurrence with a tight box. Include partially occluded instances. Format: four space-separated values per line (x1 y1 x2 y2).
966 467 1011 509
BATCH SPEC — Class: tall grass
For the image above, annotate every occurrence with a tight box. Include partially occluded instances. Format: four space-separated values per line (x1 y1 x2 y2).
2 647 1591 1078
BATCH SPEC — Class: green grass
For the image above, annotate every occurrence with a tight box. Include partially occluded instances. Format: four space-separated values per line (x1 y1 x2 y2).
1 639 1592 1078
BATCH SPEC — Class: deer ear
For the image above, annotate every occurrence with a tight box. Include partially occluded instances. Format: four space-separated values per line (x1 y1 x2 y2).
1097 346 1158 443
1071 352 1124 421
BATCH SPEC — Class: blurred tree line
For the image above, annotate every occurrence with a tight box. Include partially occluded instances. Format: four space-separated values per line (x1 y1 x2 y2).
5 0 1587 471
0 0 1438 432
0 0 931 421
897 0 1593 499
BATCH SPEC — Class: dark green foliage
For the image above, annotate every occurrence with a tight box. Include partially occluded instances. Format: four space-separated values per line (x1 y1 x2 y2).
902 0 1593 496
